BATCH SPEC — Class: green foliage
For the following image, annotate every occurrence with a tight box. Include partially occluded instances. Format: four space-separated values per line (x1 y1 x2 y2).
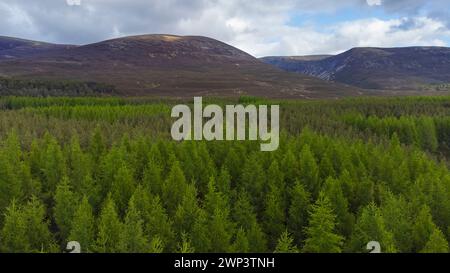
274 231 299 253
303 194 344 253
69 196 95 253
95 196 123 253
54 176 78 241
0 96 449 253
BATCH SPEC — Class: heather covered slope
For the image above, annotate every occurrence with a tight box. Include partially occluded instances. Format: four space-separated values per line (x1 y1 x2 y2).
0 35 361 98
261 47 450 90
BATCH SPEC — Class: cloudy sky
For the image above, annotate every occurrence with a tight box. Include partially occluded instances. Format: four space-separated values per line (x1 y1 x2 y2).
0 0 449 57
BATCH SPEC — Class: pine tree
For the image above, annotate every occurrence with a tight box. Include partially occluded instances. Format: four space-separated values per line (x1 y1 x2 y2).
231 228 250 253
162 161 187 215
96 196 123 253
191 209 211 252
119 196 149 253
204 177 234 252
274 231 299 253
0 152 22 212
144 195 176 252
298 145 319 198
232 192 267 252
89 126 106 163
149 236 165 253
412 205 438 252
240 153 266 214
42 137 66 198
421 228 449 253
54 176 79 242
381 192 413 252
303 193 343 253
142 157 163 196
111 164 135 216
67 136 91 192
349 203 397 253
22 197 58 252
174 184 201 235
323 177 354 237
177 233 195 253
281 148 298 185
287 181 311 245
264 183 285 248
69 196 95 253
1 201 29 252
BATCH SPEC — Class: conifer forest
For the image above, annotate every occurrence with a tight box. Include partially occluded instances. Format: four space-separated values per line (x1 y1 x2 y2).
0 96 448 253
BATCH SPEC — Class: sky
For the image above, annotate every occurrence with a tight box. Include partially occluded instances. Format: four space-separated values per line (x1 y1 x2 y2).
0 0 449 57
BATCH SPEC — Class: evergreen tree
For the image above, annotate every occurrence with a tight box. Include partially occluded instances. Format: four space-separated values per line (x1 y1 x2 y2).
174 184 201 235
412 205 438 252
89 126 106 163
144 195 176 252
349 203 397 253
263 183 285 248
0 152 22 212
177 233 195 253
298 145 320 198
22 197 58 252
142 157 163 196
240 153 266 213
231 228 250 253
274 231 299 253
1 201 29 252
67 136 91 192
204 177 234 252
421 228 449 253
54 176 79 242
162 161 187 215
381 192 413 252
303 193 343 253
42 137 66 198
111 164 135 216
323 177 354 237
69 196 96 253
119 196 149 253
96 196 123 253
287 181 311 245
232 192 267 252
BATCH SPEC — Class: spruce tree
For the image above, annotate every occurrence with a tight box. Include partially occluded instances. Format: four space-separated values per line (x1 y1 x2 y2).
22 197 58 253
303 193 343 253
1 201 29 252
298 145 319 198
274 231 299 253
120 196 149 253
349 203 397 253
412 205 438 252
111 164 135 216
162 160 187 215
287 181 311 245
54 176 79 242
323 177 354 237
421 228 449 253
96 196 123 253
69 196 96 253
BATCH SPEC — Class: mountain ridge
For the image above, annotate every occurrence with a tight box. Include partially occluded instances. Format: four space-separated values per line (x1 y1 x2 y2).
0 34 361 98
261 46 450 90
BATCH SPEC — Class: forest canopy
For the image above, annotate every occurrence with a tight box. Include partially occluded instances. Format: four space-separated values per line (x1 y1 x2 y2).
0 96 448 253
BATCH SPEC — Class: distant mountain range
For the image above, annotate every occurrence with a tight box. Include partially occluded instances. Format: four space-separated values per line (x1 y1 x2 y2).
0 35 360 98
261 47 450 90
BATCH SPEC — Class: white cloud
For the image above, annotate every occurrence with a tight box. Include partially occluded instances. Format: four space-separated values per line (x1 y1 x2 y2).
366 0 382 6
0 0 449 57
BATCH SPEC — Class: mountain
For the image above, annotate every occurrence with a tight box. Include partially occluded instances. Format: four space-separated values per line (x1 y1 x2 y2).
0 36 73 60
261 47 450 90
0 35 361 98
